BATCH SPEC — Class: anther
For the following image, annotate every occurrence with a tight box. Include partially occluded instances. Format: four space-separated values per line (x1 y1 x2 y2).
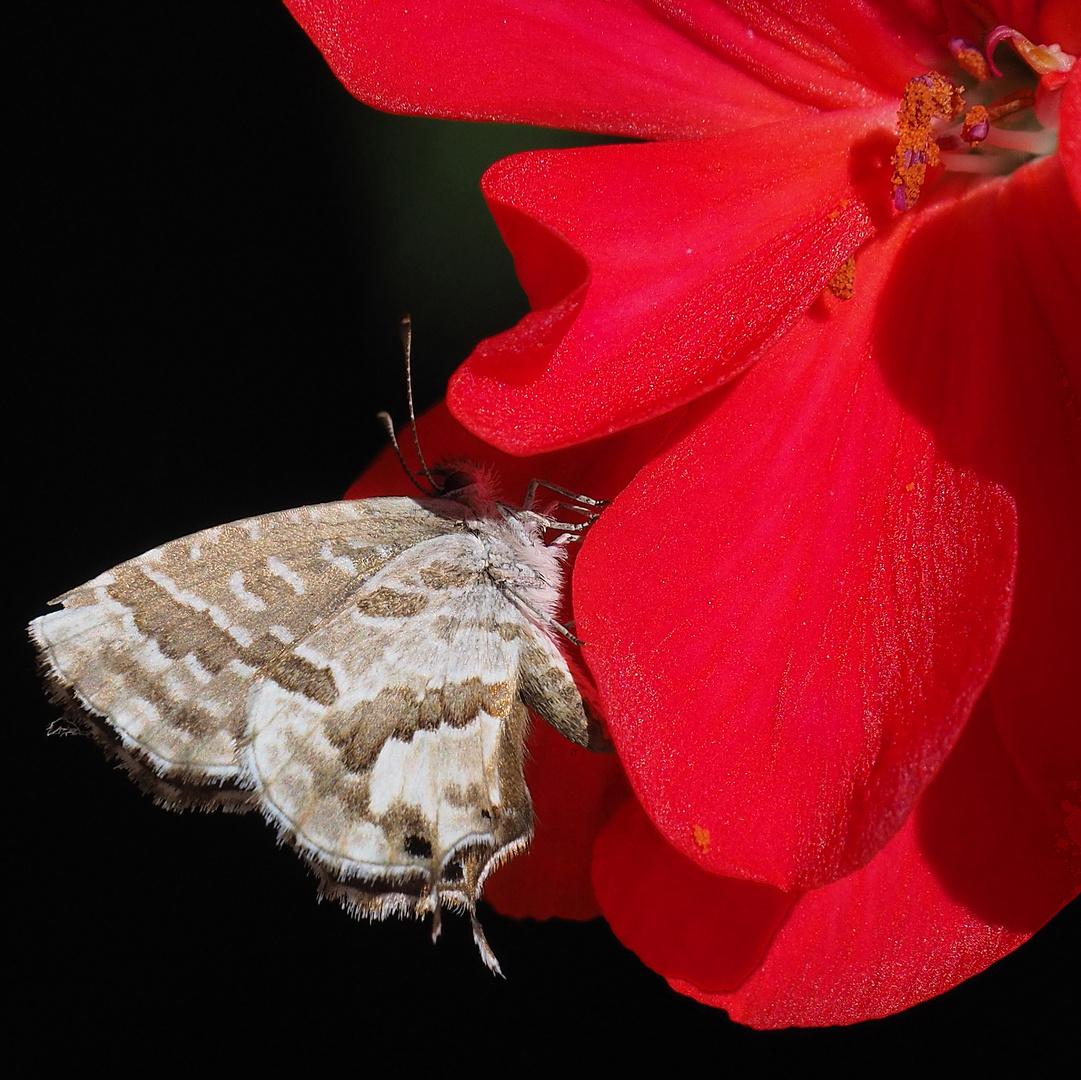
947 37 990 81
890 72 964 211
961 106 989 144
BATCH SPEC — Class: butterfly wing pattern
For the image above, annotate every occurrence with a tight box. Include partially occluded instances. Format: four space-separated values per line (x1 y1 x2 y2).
31 482 605 972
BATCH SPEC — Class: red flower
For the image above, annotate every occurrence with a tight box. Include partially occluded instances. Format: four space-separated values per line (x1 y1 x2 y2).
288 0 1080 1026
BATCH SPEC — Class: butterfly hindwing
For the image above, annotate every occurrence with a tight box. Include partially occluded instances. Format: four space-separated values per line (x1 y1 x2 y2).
243 529 536 912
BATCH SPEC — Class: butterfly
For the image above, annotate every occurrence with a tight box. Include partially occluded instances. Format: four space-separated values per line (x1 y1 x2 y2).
31 463 609 971
30 324 608 974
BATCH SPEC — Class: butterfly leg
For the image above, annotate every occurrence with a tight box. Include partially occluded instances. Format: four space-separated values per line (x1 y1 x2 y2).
524 479 608 510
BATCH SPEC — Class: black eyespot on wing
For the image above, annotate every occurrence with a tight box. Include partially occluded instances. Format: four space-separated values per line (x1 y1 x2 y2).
404 834 433 859
443 860 464 882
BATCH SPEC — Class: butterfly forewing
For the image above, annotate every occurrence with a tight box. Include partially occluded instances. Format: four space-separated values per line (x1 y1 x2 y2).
32 499 451 790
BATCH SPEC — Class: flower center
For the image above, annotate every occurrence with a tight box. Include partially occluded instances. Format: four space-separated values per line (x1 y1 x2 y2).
890 25 1076 211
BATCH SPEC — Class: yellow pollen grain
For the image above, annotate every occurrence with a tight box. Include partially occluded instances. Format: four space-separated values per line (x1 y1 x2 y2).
827 256 856 300
692 824 711 853
905 481 916 492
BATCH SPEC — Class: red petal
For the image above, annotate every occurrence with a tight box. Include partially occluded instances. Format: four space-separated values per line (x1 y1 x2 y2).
574 219 1018 892
1037 0 1081 55
592 799 795 991
448 108 893 453
285 1 937 141
676 692 1080 1027
1058 54 1081 210
875 154 1081 871
484 720 631 920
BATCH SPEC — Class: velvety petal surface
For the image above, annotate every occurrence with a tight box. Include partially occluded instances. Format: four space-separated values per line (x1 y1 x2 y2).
448 107 894 453
672 692 1080 1027
874 153 1081 865
574 221 1018 892
1037 0 1081 53
592 798 796 991
285 0 940 140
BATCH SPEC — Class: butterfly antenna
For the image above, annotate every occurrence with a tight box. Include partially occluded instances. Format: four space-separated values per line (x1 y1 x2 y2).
399 315 439 491
375 412 433 497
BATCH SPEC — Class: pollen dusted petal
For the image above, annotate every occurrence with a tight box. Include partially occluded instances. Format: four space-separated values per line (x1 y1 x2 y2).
575 222 1017 892
448 106 893 453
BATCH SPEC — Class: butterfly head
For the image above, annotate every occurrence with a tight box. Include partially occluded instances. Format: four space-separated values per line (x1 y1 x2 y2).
428 459 500 505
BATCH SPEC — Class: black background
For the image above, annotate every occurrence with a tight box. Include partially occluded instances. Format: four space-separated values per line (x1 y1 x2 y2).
12 2 1077 1069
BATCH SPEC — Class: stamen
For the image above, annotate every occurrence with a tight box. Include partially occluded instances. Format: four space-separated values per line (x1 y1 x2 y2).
890 72 964 211
947 37 990 81
890 27 1072 206
982 126 1058 155
939 152 1025 175
986 89 1036 122
961 105 989 144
